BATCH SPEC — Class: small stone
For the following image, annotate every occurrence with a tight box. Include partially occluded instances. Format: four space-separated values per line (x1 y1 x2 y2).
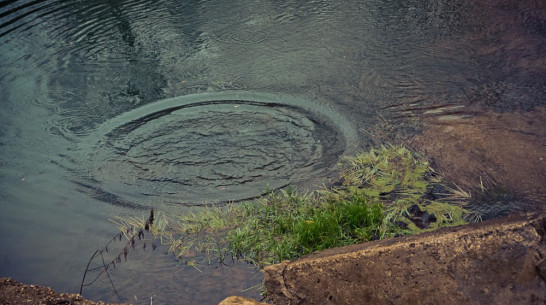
217 296 266 305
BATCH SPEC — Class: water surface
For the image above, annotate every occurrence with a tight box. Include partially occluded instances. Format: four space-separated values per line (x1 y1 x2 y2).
1 0 545 304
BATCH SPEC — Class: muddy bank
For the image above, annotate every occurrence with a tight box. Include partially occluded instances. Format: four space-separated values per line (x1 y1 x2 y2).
264 213 546 305
411 107 546 206
0 277 132 305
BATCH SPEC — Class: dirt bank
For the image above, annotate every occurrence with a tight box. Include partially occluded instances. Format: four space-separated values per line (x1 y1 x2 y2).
0 277 132 305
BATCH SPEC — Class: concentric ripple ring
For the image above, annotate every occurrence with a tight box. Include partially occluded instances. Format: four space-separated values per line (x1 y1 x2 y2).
81 91 356 206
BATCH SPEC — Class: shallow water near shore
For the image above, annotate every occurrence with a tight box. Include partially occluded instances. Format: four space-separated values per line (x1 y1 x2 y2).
1 0 545 304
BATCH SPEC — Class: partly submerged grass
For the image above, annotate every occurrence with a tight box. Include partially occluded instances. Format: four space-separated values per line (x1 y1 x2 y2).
338 145 472 231
227 188 388 265
114 145 476 268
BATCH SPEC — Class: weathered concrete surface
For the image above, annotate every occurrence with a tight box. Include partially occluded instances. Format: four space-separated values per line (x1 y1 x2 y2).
264 213 546 305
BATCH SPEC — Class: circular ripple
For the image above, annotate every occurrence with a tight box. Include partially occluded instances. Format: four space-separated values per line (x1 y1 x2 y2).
214 28 268 44
82 92 355 206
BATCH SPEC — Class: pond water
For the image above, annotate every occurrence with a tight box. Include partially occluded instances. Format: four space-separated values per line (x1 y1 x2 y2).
1 0 545 304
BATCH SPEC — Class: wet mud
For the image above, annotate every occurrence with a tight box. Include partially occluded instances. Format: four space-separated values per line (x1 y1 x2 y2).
411 107 546 211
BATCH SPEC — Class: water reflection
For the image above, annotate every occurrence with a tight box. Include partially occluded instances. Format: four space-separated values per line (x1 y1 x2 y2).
0 0 545 304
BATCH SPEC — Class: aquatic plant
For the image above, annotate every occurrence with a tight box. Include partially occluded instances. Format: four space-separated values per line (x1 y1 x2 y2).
108 145 474 268
227 188 387 265
79 209 162 298
338 145 471 231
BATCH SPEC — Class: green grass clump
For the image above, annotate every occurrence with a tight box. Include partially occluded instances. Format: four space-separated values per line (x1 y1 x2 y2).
339 145 471 231
227 189 386 265
114 145 475 267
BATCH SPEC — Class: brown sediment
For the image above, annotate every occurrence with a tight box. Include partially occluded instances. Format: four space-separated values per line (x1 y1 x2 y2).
410 107 546 205
0 277 132 305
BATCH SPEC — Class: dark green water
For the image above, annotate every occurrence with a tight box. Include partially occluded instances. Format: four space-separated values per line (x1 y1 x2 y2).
1 0 545 304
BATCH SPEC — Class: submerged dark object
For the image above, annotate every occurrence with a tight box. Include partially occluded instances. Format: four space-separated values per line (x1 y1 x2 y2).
145 209 154 231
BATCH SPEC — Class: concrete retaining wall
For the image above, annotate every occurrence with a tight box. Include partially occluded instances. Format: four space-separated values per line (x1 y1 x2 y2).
264 213 546 305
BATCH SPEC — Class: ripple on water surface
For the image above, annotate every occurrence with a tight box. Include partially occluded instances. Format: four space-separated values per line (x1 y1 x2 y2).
81 92 354 206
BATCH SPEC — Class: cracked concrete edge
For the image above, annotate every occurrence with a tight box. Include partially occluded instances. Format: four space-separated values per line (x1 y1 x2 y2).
263 213 546 305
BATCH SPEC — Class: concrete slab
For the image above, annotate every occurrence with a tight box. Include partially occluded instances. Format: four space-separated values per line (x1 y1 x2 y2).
264 213 546 305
